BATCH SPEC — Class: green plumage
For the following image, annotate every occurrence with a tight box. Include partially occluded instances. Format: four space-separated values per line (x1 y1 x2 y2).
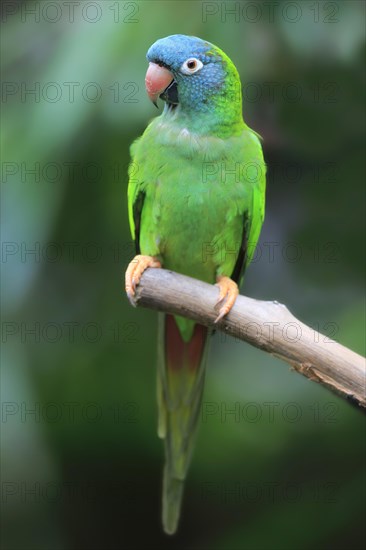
127 35 266 534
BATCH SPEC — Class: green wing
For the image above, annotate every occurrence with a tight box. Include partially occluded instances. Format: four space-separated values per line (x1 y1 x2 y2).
214 127 266 285
127 139 147 254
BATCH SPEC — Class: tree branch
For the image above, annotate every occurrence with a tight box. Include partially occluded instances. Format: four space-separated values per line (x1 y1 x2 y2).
130 268 366 409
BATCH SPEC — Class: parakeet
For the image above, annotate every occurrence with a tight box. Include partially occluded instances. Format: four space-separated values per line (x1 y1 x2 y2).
125 34 266 534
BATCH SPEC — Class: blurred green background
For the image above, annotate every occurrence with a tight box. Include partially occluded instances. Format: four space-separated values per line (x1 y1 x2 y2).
1 1 365 549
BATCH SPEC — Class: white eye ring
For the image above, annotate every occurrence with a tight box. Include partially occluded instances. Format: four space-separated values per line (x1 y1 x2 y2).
180 57 203 75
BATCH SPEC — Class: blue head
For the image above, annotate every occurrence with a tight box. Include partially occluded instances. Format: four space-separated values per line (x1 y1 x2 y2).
145 34 242 124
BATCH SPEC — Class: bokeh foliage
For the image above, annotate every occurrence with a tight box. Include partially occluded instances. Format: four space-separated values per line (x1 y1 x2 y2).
1 1 365 549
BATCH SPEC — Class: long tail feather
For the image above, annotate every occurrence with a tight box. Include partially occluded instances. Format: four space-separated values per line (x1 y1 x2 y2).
157 313 210 535
162 465 184 534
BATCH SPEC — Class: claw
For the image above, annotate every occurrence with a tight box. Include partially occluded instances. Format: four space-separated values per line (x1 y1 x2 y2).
215 283 228 306
214 276 238 324
125 254 161 302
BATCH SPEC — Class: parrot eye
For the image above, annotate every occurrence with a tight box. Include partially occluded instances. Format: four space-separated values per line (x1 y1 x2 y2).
180 57 203 75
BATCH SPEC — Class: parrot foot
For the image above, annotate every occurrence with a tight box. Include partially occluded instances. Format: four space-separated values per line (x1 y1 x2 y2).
125 254 161 304
214 276 239 323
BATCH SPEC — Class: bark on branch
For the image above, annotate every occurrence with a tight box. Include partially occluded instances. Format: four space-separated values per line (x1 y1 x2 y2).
130 268 366 409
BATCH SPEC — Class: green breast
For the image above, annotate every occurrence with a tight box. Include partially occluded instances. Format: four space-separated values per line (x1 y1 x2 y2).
131 113 263 284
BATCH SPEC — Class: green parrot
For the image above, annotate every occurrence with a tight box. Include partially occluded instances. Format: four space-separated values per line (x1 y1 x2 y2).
125 34 266 534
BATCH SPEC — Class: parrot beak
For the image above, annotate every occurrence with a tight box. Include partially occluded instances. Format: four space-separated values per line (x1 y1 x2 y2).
145 62 175 107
